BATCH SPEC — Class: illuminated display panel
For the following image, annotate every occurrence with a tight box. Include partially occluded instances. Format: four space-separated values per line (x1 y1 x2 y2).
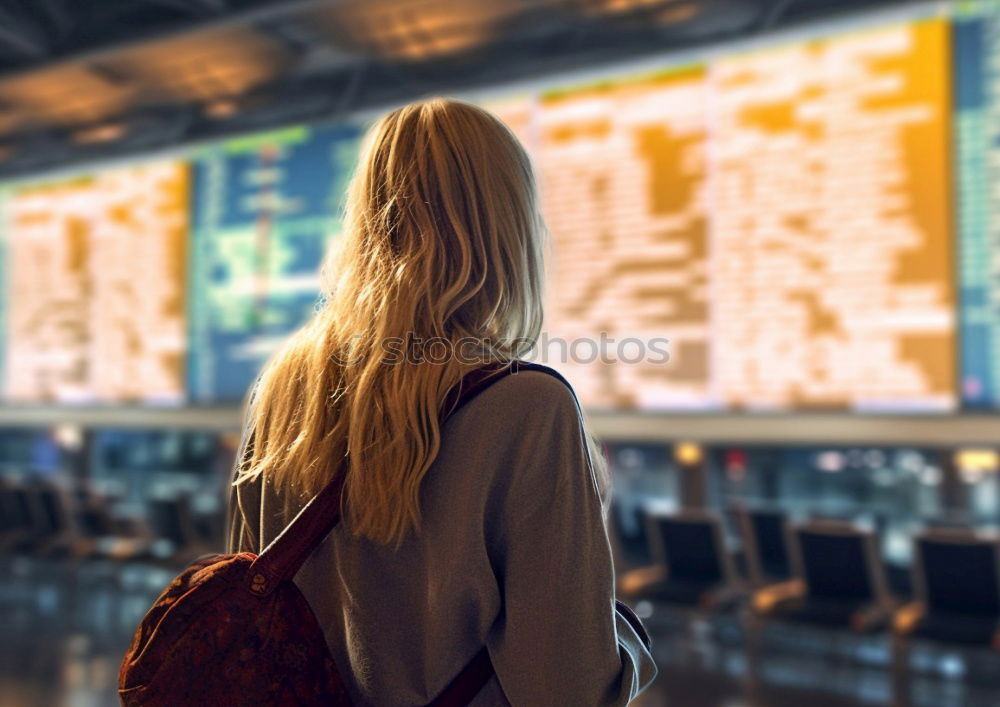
0 13 967 412
486 94 535 147
4 162 188 403
532 68 711 409
187 124 360 403
490 18 955 411
711 19 955 411
955 1 1000 409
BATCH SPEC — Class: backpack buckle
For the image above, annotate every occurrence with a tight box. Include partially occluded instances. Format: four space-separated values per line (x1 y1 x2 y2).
249 572 268 595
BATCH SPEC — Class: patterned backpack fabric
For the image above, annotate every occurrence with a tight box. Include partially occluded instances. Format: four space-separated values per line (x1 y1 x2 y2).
118 362 557 706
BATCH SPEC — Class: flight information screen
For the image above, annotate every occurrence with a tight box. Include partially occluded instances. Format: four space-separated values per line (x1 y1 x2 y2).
507 17 955 411
955 2 1000 409
3 162 188 404
187 124 360 403
532 67 710 409
0 9 985 413
711 19 954 411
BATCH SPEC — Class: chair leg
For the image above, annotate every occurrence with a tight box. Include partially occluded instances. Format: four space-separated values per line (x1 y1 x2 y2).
890 633 912 707
741 609 765 704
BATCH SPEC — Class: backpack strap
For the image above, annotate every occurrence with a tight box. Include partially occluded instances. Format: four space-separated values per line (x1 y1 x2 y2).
246 360 567 594
427 646 494 706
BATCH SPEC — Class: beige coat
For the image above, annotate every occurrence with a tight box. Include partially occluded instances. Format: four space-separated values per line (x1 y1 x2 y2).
227 369 657 706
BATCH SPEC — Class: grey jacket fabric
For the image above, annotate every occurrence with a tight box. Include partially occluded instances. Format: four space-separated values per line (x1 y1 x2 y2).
227 369 658 706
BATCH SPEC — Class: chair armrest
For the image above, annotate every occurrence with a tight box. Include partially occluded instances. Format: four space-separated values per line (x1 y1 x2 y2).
751 579 805 614
850 600 895 632
991 621 1000 652
618 565 666 597
701 584 745 611
892 601 925 635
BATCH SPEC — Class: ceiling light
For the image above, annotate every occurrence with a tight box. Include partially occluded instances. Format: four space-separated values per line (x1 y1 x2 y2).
319 0 509 62
573 0 701 24
955 448 999 473
204 98 240 119
673 441 703 466
73 122 128 144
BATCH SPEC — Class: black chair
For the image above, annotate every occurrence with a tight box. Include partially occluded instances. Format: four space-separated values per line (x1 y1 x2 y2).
753 519 893 632
608 500 655 570
73 488 156 564
0 477 34 552
737 507 792 586
26 479 80 556
15 478 153 567
619 510 739 609
146 493 215 565
894 530 1000 647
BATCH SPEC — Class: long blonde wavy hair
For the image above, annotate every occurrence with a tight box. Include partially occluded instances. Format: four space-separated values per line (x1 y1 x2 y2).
236 97 602 546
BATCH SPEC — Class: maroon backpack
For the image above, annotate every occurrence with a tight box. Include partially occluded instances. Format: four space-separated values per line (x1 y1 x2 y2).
118 362 558 706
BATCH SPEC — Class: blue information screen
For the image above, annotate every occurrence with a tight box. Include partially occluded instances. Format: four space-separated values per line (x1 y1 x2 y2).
187 123 361 403
955 3 1000 408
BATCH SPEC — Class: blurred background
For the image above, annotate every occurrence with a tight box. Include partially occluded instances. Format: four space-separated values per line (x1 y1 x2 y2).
2 0 1000 705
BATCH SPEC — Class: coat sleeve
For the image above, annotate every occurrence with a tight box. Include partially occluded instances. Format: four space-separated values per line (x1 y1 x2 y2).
484 373 657 705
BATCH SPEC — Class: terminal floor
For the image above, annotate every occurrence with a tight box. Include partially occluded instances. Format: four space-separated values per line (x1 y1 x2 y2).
2 557 999 707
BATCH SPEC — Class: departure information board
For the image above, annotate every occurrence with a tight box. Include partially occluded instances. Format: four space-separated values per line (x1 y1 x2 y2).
506 18 954 411
534 68 710 409
955 2 1000 409
3 162 188 403
187 123 360 403
0 8 994 412
712 20 954 410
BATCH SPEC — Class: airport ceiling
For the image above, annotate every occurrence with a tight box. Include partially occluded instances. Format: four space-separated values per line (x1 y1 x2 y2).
0 0 918 178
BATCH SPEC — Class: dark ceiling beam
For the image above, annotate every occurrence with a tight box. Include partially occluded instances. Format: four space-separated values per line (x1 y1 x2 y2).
758 0 799 31
0 6 52 60
141 0 230 17
0 0 934 180
38 0 74 38
0 0 325 82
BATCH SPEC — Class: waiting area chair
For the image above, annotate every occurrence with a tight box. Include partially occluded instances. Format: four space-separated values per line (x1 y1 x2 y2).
146 492 218 565
753 519 894 632
736 506 792 587
618 509 740 610
894 530 1000 648
0 476 34 551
